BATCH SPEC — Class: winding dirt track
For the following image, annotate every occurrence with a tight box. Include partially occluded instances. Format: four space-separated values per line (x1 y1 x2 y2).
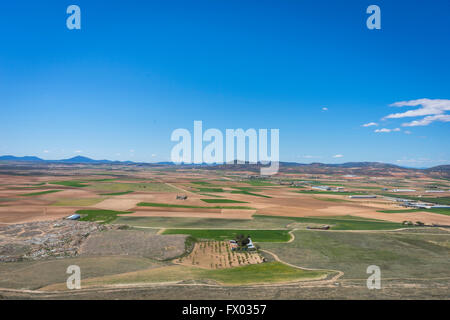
259 249 344 283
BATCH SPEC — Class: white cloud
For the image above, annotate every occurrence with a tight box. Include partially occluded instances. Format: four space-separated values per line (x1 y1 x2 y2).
374 128 390 132
151 154 157 157
404 130 412 134
374 128 401 133
402 114 450 127
385 98 450 126
43 150 49 153
333 154 344 158
74 150 82 154
322 107 328 111
362 122 378 127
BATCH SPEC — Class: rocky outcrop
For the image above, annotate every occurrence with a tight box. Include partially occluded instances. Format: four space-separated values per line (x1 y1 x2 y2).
0 220 119 262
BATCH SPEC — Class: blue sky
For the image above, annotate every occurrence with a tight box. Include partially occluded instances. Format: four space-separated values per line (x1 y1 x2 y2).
0 0 449 167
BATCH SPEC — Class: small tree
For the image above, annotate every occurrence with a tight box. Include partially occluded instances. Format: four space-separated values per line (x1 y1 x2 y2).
235 234 250 247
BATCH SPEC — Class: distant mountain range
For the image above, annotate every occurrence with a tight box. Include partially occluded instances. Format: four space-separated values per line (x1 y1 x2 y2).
0 155 135 165
1 154 449 174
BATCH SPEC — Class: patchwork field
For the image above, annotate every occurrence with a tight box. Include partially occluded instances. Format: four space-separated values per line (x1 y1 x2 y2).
162 229 291 242
0 162 449 299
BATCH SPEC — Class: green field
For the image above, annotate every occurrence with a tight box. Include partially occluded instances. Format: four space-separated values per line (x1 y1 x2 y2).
378 209 424 213
21 190 62 197
200 199 247 204
114 216 292 229
77 209 133 224
253 215 413 230
137 202 254 210
100 191 134 196
378 208 450 216
162 229 291 242
113 214 412 231
50 181 89 187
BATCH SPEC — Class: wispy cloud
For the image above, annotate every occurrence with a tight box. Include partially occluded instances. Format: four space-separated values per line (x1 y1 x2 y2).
333 154 344 158
363 99 450 131
322 107 328 111
402 114 450 127
362 122 378 127
385 98 450 126
374 128 401 133
74 150 82 154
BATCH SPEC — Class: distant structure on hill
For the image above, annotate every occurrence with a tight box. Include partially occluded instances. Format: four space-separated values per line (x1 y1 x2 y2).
312 186 332 191
66 214 80 220
176 195 188 200
307 225 330 230
312 185 345 192
247 237 255 250
349 195 377 199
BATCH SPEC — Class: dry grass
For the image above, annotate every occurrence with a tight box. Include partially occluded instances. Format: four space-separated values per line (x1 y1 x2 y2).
80 230 187 260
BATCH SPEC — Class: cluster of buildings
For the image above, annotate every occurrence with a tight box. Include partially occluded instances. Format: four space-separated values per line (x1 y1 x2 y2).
348 195 377 199
312 185 344 192
229 237 256 251
391 189 416 192
388 197 450 209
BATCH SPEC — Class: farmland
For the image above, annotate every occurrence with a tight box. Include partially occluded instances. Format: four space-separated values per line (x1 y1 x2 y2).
21 190 62 197
262 229 450 281
0 162 449 299
77 209 133 224
162 229 291 242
